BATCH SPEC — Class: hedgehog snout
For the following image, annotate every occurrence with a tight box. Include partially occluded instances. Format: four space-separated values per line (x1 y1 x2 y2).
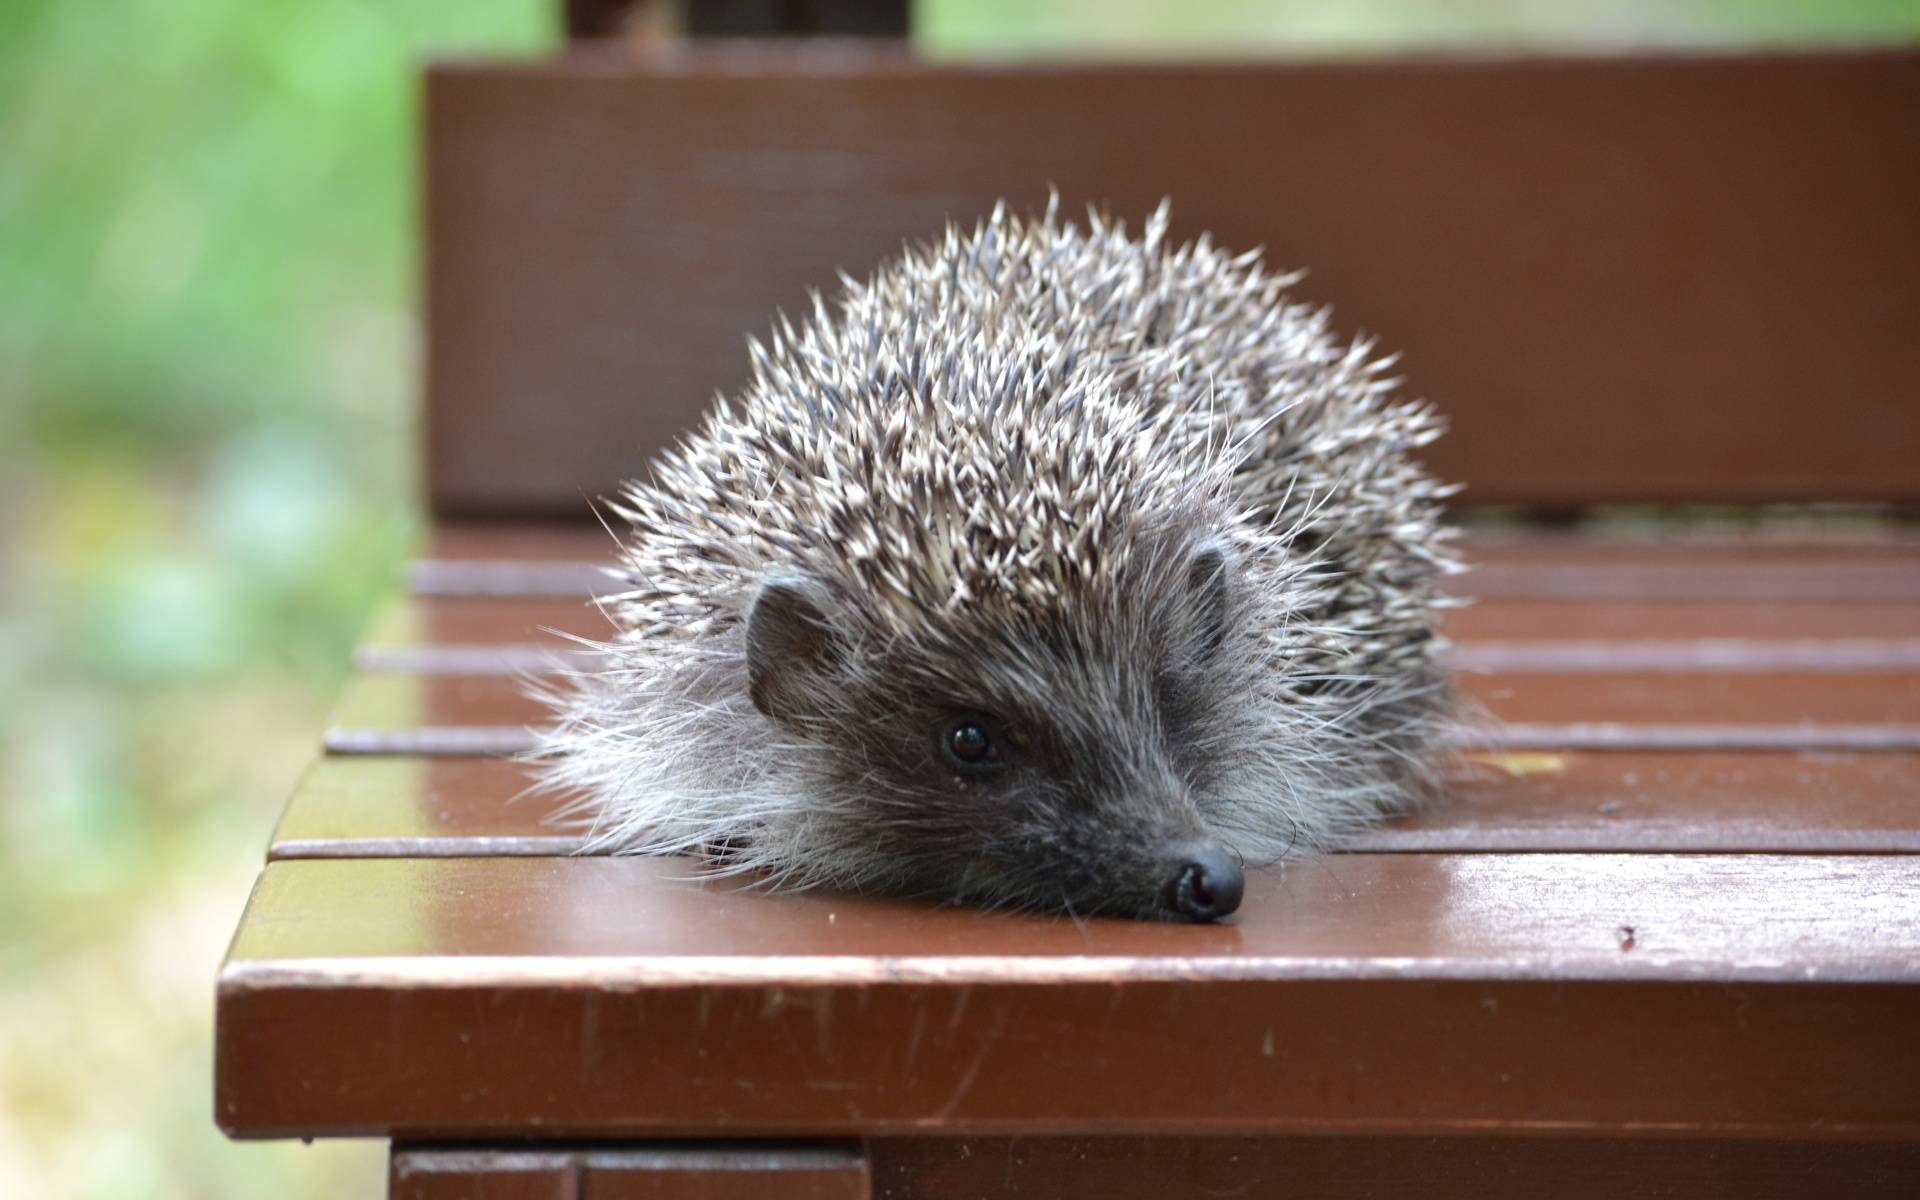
1163 844 1244 922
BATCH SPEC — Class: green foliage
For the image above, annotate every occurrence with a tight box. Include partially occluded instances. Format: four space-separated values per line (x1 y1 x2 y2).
0 2 550 1196
917 0 1920 58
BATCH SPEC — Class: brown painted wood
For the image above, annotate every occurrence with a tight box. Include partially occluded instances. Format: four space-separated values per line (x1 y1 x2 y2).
252 531 1920 1158
1456 536 1920 603
216 854 1920 1139
271 757 583 858
869 1135 1920 1200
328 673 550 729
1444 600 1920 641
1467 724 1920 752
1450 638 1920 673
430 524 620 562
410 560 621 599
1461 536 1920 565
363 596 613 649
364 593 1920 654
268 752 1920 860
357 635 1920 676
323 667 1920 735
1363 752 1920 852
424 48 1920 517
1469 673 1920 726
407 550 1920 608
1459 562 1920 602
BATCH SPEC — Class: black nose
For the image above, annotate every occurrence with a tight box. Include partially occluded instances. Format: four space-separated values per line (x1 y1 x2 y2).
1166 845 1244 922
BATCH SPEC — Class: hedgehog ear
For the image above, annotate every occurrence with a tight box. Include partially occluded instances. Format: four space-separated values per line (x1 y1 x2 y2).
746 574 845 721
1187 543 1232 660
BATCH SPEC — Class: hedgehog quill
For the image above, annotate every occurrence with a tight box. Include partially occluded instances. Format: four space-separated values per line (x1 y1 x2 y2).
538 200 1459 922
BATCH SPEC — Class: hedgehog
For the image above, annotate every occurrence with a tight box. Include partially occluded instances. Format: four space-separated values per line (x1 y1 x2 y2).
537 199 1458 923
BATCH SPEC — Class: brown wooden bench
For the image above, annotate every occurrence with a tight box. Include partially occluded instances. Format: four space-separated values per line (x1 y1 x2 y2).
216 14 1920 1197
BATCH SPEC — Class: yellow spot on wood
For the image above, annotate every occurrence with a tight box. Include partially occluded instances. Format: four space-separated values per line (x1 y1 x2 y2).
1467 751 1567 777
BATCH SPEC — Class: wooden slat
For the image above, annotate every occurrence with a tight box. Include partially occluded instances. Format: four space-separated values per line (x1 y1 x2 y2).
1460 536 1920 566
216 854 1920 1139
1470 673 1920 725
1472 724 1920 752
1458 539 1920 599
425 49 1919 517
357 591 1920 658
359 637 1920 675
1443 600 1920 640
321 668 1920 738
362 595 612 648
1452 638 1920 672
410 559 620 598
403 555 1920 604
1460 562 1920 602
400 557 1920 603
335 559 1920 754
269 753 1920 860
429 524 618 561
326 673 540 729
272 757 579 858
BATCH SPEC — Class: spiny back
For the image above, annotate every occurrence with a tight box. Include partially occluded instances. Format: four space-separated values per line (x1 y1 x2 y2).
541 200 1458 921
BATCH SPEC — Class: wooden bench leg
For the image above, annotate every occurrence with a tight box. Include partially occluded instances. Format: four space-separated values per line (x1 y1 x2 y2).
389 1142 869 1200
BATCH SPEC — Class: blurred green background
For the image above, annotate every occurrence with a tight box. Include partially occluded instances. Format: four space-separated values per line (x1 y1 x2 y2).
1 1 1915 1197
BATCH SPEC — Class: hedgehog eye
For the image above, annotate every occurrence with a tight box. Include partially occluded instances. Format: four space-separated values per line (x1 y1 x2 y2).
943 718 1001 770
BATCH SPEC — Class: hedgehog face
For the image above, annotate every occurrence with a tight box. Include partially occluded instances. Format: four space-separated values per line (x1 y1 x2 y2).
743 548 1249 922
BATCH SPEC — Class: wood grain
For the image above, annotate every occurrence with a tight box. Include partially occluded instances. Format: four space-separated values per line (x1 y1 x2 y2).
355 637 1920 675
322 667 1920 734
360 590 1920 660
1443 600 1920 641
268 752 1920 859
425 48 1919 516
243 532 1920 1151
362 595 613 648
217 855 1920 1138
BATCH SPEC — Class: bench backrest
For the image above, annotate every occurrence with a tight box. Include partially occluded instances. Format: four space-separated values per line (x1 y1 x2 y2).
424 45 1919 517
